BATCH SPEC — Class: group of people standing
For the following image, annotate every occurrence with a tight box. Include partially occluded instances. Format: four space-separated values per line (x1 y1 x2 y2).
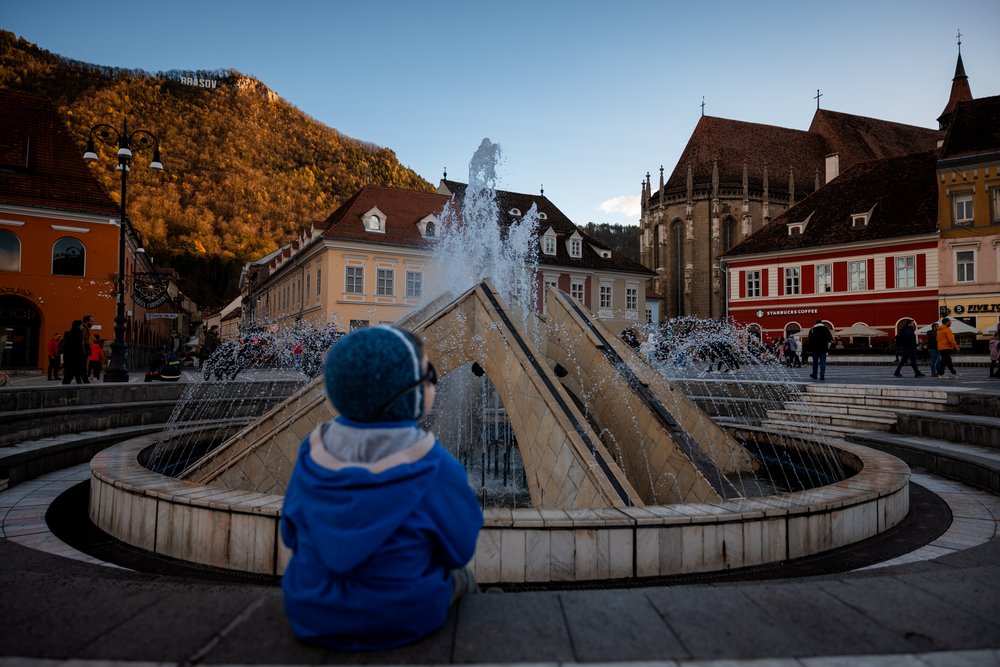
47 314 106 384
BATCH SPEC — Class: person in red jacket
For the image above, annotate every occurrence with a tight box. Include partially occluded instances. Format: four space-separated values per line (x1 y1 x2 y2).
88 335 106 380
47 332 62 380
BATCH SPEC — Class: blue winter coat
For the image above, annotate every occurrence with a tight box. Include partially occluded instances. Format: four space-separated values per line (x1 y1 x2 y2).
280 418 483 650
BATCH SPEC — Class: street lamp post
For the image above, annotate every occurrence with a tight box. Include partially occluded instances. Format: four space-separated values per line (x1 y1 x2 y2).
83 119 163 383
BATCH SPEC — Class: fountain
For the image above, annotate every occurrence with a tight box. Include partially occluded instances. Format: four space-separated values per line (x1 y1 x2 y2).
88 139 910 584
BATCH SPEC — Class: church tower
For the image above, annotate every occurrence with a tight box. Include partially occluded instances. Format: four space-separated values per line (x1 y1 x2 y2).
937 36 973 131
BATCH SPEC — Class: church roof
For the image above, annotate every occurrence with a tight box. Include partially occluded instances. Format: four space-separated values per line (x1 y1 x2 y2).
722 150 938 258
939 95 1000 159
0 88 120 218
664 115 824 195
661 110 938 199
441 179 653 276
807 109 939 170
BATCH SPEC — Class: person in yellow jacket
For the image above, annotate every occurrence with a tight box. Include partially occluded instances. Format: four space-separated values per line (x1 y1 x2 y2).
936 318 960 377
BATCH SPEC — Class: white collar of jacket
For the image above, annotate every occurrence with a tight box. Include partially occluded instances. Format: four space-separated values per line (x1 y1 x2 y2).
308 423 435 474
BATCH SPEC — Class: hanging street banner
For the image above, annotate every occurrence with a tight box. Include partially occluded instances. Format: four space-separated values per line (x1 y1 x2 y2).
132 276 171 309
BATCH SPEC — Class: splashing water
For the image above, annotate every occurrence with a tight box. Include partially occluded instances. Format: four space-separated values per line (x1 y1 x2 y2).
145 319 345 479
639 316 847 497
420 139 540 505
426 138 540 329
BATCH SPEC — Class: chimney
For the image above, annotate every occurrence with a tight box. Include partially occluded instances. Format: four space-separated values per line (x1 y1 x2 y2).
825 153 840 184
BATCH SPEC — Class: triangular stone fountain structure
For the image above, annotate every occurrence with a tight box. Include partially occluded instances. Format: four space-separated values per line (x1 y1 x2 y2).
181 280 756 508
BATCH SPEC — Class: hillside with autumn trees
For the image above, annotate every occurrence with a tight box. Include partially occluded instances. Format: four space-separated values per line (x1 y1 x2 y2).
0 30 433 307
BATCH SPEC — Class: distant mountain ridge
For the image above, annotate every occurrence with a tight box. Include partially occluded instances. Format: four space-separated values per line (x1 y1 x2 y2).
0 30 433 307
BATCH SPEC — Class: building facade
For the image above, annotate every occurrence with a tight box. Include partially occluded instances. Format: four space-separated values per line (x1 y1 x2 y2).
0 89 178 371
244 182 653 336
640 109 941 322
722 151 940 344
244 186 449 332
935 91 1000 343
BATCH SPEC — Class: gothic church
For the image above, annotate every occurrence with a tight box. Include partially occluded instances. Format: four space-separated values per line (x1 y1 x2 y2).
638 62 969 320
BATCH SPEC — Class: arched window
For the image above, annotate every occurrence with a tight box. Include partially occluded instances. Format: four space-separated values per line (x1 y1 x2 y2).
0 230 21 272
425 221 436 238
52 237 85 276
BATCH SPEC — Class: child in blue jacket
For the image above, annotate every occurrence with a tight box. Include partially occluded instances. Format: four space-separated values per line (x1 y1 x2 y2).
280 325 483 650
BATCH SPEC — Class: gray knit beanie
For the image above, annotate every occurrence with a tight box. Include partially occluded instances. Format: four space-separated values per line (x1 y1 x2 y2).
324 326 424 422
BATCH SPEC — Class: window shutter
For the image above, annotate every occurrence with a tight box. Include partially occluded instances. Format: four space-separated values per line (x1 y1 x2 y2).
885 257 895 289
833 262 847 292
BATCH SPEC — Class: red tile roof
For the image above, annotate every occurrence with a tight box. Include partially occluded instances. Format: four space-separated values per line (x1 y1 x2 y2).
723 150 938 257
664 115 824 196
661 110 938 200
320 185 450 247
0 89 120 218
940 95 1000 158
441 180 653 277
808 110 940 171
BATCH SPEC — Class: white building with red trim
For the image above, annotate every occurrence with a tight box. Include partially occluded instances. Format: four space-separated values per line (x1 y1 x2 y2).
722 151 940 345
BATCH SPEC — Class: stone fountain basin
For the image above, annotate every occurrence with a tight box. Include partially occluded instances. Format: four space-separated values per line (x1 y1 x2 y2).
90 425 909 584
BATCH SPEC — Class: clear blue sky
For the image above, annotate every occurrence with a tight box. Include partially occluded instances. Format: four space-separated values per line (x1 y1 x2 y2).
5 1 1000 227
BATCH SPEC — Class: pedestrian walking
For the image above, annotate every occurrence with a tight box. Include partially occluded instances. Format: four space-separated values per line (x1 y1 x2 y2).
927 322 940 377
61 320 88 384
787 335 802 367
936 318 960 377
807 320 833 381
88 335 105 380
47 332 62 380
989 331 999 378
892 319 925 378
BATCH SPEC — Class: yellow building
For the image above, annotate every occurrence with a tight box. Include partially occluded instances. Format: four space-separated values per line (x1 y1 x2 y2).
935 54 1000 343
243 183 653 335
244 186 449 331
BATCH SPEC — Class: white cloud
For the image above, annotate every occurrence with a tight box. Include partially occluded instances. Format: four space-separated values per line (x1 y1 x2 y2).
595 195 641 219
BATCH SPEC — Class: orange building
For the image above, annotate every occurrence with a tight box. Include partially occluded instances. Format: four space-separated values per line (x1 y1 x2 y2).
0 89 170 372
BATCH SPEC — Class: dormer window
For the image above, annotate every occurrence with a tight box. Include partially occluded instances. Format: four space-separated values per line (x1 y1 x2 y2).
567 231 583 258
538 212 547 220
786 211 813 236
588 244 611 259
362 207 386 233
416 215 438 238
541 228 557 256
509 208 522 217
852 213 869 228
